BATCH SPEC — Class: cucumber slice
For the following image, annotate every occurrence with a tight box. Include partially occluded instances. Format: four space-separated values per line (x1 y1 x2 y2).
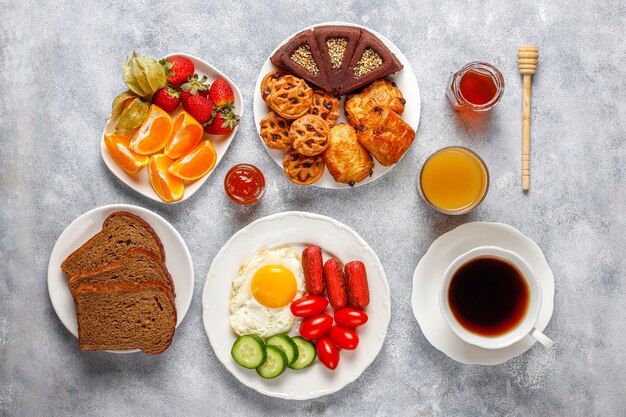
289 336 316 370
266 334 299 366
256 345 287 379
231 335 266 369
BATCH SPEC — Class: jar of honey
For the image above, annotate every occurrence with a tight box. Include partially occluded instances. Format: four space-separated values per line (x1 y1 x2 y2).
418 147 489 214
224 164 265 205
447 62 504 112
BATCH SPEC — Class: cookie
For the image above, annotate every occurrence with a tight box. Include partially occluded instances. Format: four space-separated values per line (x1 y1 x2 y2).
260 70 288 103
309 90 340 129
289 114 330 156
260 111 292 151
268 75 313 120
282 148 325 185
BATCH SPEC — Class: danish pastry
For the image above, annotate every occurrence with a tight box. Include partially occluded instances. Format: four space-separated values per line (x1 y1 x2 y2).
260 70 288 103
289 114 330 156
309 90 340 129
260 111 293 151
355 106 415 166
345 79 406 128
323 124 374 186
282 148 325 185
268 75 313 120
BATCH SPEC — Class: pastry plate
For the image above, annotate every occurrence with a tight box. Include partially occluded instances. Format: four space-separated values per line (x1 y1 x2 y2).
253 22 421 189
412 222 555 365
48 204 194 353
202 211 391 399
101 52 243 204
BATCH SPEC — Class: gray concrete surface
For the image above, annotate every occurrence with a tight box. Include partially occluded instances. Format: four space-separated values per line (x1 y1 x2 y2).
1 0 625 416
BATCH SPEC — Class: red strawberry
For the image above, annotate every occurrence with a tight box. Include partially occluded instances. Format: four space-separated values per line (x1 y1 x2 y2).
204 108 240 135
209 78 235 109
152 87 180 113
160 56 194 86
185 94 215 124
180 74 210 108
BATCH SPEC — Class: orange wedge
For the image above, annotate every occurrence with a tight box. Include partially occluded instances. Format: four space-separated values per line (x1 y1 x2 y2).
148 154 184 202
104 133 149 175
168 140 217 181
130 105 174 155
163 111 204 159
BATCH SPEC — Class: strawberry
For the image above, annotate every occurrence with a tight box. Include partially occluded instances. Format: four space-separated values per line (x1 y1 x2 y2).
160 56 194 86
152 87 180 113
180 74 210 108
209 78 235 109
204 108 240 135
185 94 215 125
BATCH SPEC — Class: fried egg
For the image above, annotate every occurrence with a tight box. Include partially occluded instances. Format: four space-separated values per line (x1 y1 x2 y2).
230 247 304 338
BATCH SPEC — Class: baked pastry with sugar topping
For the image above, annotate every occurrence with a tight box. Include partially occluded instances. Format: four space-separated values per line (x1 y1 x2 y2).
282 148 325 185
289 114 330 156
268 75 313 120
309 90 340 129
260 111 293 151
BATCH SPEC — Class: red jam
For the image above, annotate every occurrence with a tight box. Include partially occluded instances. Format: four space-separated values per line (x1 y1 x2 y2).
224 164 265 205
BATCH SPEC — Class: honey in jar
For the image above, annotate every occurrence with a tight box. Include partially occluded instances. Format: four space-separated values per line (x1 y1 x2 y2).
447 62 504 112
419 147 489 214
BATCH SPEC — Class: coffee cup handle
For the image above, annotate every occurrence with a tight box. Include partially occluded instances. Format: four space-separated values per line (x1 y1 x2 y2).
530 328 554 349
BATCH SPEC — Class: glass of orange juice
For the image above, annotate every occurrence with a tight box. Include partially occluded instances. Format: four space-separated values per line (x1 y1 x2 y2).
418 147 489 214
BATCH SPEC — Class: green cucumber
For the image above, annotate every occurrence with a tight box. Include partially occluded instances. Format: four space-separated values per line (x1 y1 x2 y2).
231 335 266 369
289 336 316 370
256 345 287 379
266 334 299 366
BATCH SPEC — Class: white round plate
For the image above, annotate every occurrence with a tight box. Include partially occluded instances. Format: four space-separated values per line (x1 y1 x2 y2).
202 211 391 399
253 22 421 189
412 222 555 365
101 52 243 204
48 204 194 353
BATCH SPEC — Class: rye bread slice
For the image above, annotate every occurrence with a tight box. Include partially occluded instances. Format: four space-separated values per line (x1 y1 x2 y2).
67 249 175 298
61 211 165 279
75 281 176 354
338 29 403 95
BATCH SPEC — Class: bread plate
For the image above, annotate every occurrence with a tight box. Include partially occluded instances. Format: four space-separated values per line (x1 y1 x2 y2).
253 22 421 189
48 204 194 353
101 52 243 204
202 211 391 399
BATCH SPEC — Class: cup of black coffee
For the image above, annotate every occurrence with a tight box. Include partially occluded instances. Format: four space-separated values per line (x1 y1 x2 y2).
440 246 553 349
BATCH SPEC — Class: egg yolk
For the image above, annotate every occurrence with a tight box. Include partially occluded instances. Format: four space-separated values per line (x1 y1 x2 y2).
251 265 297 308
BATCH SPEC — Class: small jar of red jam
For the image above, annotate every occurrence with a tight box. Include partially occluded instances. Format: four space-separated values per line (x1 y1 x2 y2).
447 62 504 112
224 164 265 205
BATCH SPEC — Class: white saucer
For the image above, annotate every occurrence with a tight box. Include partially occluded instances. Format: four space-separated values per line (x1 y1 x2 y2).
411 222 555 365
48 204 194 353
202 211 390 399
253 22 421 189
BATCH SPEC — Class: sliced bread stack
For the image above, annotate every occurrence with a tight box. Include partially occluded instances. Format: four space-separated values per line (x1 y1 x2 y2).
62 211 176 354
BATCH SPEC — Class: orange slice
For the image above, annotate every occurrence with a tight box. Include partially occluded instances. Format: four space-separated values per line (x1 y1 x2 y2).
104 133 149 175
168 140 217 181
148 154 184 202
130 105 174 155
163 111 204 159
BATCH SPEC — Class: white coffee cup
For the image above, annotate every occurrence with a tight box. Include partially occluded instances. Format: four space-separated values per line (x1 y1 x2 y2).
440 246 554 350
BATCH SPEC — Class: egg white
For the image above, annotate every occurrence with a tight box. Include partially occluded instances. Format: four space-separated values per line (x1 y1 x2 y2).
230 247 304 338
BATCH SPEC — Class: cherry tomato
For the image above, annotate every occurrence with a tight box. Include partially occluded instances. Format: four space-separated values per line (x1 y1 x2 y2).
290 296 328 318
316 336 340 370
329 326 359 350
299 313 333 341
334 307 368 328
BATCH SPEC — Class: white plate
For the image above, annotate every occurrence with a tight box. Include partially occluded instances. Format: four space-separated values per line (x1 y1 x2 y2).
101 52 243 204
48 204 194 353
411 222 555 365
202 211 391 399
253 22 421 189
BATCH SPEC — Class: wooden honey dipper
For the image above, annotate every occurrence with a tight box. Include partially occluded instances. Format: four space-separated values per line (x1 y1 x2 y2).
518 45 539 191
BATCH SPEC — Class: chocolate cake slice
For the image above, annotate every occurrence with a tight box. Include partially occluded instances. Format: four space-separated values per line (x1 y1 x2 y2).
312 25 362 94
338 29 403 95
270 30 332 92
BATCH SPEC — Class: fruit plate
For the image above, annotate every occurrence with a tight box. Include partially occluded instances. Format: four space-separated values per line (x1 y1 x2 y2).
48 204 194 353
202 211 391 400
253 22 421 189
101 52 243 204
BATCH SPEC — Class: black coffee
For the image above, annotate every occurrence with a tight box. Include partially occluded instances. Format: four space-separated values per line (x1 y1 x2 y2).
448 256 529 336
